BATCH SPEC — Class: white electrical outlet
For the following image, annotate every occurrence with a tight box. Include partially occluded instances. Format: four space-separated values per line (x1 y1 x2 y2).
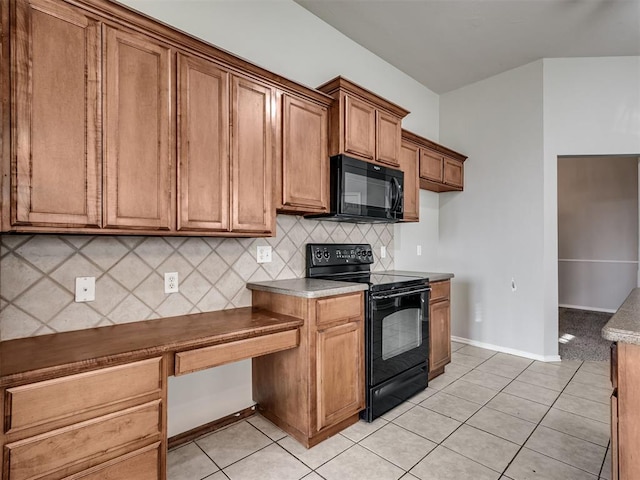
381 246 387 258
75 277 95 302
257 245 272 263
164 272 179 293
417 245 422 256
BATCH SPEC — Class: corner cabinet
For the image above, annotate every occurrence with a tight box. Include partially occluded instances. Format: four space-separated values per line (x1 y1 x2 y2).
318 77 409 167
429 280 452 379
402 129 467 193
252 290 365 448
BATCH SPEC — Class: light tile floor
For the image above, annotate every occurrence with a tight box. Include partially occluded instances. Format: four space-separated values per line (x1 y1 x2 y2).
168 342 612 480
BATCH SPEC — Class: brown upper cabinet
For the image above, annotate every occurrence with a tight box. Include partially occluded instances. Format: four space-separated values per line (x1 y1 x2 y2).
398 141 420 222
103 26 173 231
318 77 409 167
2 0 334 235
10 0 102 229
275 92 332 214
176 52 277 234
402 130 467 193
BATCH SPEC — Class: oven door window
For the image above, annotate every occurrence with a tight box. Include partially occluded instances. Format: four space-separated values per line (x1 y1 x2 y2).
370 290 429 386
382 308 421 360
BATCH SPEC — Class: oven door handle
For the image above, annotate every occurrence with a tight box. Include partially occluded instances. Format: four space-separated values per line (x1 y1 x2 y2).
371 286 431 300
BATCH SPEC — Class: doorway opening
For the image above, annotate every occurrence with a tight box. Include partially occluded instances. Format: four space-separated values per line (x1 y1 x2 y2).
557 155 639 360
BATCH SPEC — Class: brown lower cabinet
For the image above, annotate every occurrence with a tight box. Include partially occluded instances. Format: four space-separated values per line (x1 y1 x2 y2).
1 357 166 480
610 341 640 480
252 290 365 448
429 280 452 380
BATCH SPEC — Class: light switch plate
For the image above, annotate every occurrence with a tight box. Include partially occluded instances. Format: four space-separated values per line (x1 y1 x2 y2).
257 245 272 263
417 245 422 256
381 246 387 258
75 277 95 302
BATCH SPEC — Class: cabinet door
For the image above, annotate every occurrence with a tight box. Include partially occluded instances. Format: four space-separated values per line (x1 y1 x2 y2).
344 95 375 160
420 148 443 183
230 75 274 233
399 141 419 222
443 157 464 189
177 53 230 231
316 321 364 431
429 300 451 374
281 94 328 212
12 0 101 227
612 390 619 480
376 111 401 166
103 26 172 230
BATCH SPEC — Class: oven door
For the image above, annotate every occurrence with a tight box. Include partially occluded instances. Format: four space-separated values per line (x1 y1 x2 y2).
369 285 429 387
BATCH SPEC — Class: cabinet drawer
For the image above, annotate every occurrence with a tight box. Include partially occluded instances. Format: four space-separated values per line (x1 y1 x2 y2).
6 400 162 480
430 281 450 303
63 442 160 480
316 293 363 328
175 329 300 375
6 358 162 434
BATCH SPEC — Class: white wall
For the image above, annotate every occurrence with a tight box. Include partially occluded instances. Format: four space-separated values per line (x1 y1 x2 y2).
435 61 547 358
119 0 440 436
543 57 640 355
433 56 640 360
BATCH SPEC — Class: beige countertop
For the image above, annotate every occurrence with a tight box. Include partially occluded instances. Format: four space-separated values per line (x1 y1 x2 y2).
246 278 369 298
602 288 640 345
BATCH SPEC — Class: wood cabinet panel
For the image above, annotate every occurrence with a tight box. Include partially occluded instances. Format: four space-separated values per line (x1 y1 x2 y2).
5 400 161 480
344 95 376 160
63 443 160 480
376 110 401 167
612 391 619 480
429 300 451 374
177 53 230 231
230 76 274 233
399 141 420 222
316 293 362 328
444 157 464 189
281 94 329 212
175 329 299 376
6 358 162 434
420 148 443 183
316 321 364 431
430 280 450 303
12 0 101 227
103 26 172 230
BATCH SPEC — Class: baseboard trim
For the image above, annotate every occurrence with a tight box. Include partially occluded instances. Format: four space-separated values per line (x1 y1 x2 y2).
168 405 257 449
559 304 616 314
451 336 561 363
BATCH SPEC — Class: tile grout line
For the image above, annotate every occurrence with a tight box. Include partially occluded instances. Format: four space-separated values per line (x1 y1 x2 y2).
499 360 611 478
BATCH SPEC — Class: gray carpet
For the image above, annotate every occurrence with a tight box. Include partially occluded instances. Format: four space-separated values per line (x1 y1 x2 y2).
558 307 613 361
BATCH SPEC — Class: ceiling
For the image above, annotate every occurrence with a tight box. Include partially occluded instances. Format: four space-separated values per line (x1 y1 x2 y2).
294 0 640 94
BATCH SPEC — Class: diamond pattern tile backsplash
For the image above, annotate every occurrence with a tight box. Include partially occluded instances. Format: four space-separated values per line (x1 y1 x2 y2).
0 215 394 340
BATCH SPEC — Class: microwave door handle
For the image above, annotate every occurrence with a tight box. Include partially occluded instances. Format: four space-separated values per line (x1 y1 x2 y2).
394 178 403 211
391 177 402 212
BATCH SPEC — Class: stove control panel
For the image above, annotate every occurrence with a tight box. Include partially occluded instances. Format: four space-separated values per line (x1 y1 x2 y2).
306 243 374 267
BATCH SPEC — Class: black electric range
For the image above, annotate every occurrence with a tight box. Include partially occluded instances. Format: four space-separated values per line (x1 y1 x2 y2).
306 243 431 421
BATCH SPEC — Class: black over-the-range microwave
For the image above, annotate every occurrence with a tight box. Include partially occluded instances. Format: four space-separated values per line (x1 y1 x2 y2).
308 154 404 223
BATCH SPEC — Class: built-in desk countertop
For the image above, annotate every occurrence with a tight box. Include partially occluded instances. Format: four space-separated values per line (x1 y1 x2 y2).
0 307 303 388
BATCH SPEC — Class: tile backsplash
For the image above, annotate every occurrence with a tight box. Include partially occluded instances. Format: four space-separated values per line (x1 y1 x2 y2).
0 215 394 340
